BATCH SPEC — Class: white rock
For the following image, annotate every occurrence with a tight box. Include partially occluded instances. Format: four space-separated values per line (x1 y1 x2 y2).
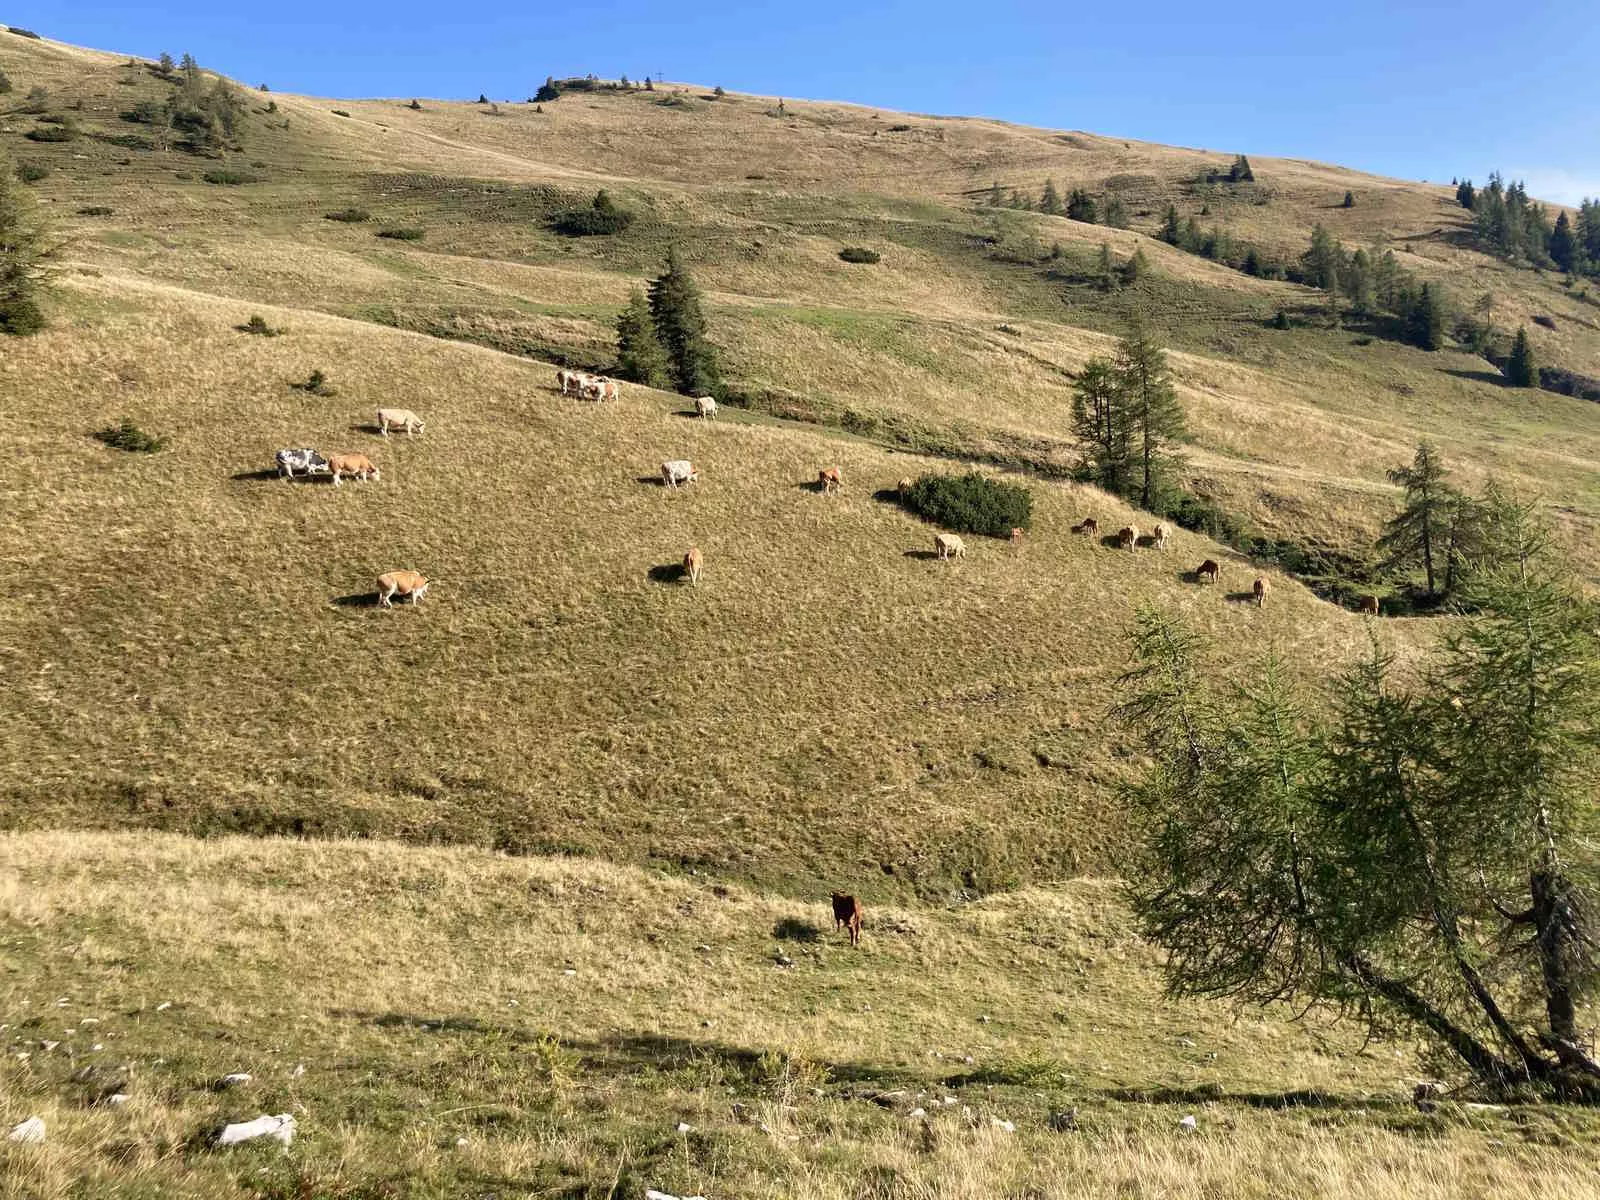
220 1073 252 1087
64 1028 76 1035
218 1114 295 1147
41 1041 58 1052
942 1096 958 1106
646 1192 709 1200
91 1043 104 1051
7 1117 44 1144
674 1121 693 1133
107 1094 130 1107
455 1136 469 1147
978 1015 991 1024
562 969 577 977
155 1002 172 1012
695 944 711 952
1179 1115 1198 1132
290 1064 305 1078
990 1117 1015 1133
80 1018 99 1025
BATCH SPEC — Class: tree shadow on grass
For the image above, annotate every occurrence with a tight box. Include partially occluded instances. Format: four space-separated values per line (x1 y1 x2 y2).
1439 367 1508 387
331 591 382 608
647 563 687 584
773 917 823 943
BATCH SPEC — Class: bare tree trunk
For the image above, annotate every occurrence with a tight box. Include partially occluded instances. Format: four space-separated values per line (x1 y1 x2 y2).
1345 956 1515 1084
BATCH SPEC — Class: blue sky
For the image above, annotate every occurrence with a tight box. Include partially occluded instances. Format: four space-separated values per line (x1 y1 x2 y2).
20 0 1600 204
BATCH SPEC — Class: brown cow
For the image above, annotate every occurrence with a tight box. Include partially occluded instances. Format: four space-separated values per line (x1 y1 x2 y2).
683 546 704 586
831 891 862 947
1116 524 1138 551
1253 576 1271 608
1072 517 1098 536
819 467 842 495
1196 559 1221 585
377 570 428 608
1009 527 1024 546
1359 594 1380 616
327 452 379 486
897 476 914 496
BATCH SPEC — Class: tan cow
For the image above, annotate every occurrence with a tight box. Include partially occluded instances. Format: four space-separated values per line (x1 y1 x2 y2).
819 467 842 495
935 532 966 560
556 368 575 395
327 452 379 486
376 407 425 436
695 395 717 419
377 570 428 608
1153 522 1172 550
1009 527 1024 546
1359 594 1380 616
1253 576 1271 608
1072 517 1098 536
683 546 704 586
1196 559 1221 585
897 476 913 496
1116 524 1139 551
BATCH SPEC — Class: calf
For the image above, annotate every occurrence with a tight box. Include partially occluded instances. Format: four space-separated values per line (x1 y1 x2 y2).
683 546 704 586
1196 559 1221 586
376 407 425 436
327 452 379 486
1253 576 1271 607
275 448 328 479
1072 516 1098 536
831 892 863 947
661 459 699 488
377 570 429 608
1009 527 1025 546
819 467 842 495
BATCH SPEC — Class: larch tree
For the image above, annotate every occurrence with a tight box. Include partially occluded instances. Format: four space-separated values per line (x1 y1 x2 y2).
1113 323 1186 509
1378 440 1453 596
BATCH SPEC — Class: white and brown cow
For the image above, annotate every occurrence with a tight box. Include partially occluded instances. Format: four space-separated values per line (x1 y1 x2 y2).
683 546 704 586
662 460 699 488
935 532 966 560
377 570 429 608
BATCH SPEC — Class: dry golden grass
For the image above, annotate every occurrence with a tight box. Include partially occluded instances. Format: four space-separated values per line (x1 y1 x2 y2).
4 831 1598 1199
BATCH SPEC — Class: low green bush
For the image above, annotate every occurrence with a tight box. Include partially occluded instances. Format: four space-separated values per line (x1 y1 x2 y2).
238 314 281 336
0 68 11 94
16 162 48 183
0 296 45 335
9 27 42 39
324 207 371 222
902 473 1032 537
94 418 167 453
76 205 113 216
331 109 351 118
839 246 880 264
25 125 74 143
376 227 424 241
552 189 633 236
201 168 261 185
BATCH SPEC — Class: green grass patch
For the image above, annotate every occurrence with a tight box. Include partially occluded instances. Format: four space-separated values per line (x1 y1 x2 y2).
839 247 881 264
93 417 167 453
201 169 263 186
376 226 425 241
324 207 371 222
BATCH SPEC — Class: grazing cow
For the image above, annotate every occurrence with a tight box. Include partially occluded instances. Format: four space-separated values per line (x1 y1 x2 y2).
600 378 618 402
661 459 699 488
327 452 379 486
1009 527 1025 546
935 532 966 560
1359 594 1380 616
1196 559 1221 586
831 892 863 948
897 477 913 495
1072 517 1098 536
1253 576 1271 608
1153 522 1172 551
695 395 717 419
275 448 328 479
819 467 842 495
556 368 575 396
377 570 428 608
1116 524 1139 551
683 546 704 586
579 376 617 402
376 407 425 436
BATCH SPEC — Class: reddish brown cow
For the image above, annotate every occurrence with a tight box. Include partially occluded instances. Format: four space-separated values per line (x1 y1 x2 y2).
1359 594 1380 616
1072 517 1098 536
831 891 863 947
1253 576 1271 608
819 467 843 495
1196 559 1221 586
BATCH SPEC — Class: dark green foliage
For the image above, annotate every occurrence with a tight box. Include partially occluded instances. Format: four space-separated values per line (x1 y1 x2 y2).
1070 357 1130 495
552 189 634 236
76 206 112 217
1269 311 1292 332
94 418 167 453
838 246 880 264
647 246 721 396
156 52 175 77
296 369 335 396
0 166 52 335
1406 282 1444 351
1244 248 1263 277
123 100 164 124
1301 224 1341 290
1469 173 1554 266
331 109 351 118
201 168 260 185
238 314 281 337
1227 154 1254 182
901 472 1032 538
1103 196 1128 228
614 286 670 389
20 85 49 113
408 99 422 110
1039 179 1063 216
1456 178 1476 209
1505 327 1537 387
376 227 425 241
1066 188 1097 223
1549 211 1576 273
987 180 1004 207
535 77 561 103
324 208 371 223
24 125 74 143
1121 245 1147 286
7 27 41 39
15 162 48 183
1341 191 1354 208
1069 324 1186 508
713 85 726 99
476 93 488 104
0 69 11 94
1377 441 1452 595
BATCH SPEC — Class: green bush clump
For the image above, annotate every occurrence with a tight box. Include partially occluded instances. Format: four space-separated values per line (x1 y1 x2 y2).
76 205 113 216
324 207 371 222
331 109 351 118
552 189 634 236
902 472 1032 537
8 27 42 39
25 125 75 143
839 246 880 264
201 168 261 185
376 227 424 241
94 418 167 453
0 296 45 335
0 68 11 93
16 162 48 183
238 314 281 336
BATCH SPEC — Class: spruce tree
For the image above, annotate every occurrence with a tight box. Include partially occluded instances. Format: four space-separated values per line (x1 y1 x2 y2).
1228 154 1254 182
1040 178 1063 216
1096 241 1114 290
988 180 1004 208
647 247 720 396
1159 204 1181 245
0 161 53 335
615 286 670 388
1103 197 1128 228
1303 224 1342 290
1121 245 1147 286
1456 178 1476 209
1114 322 1186 509
1549 211 1576 273
1505 326 1537 388
1407 282 1444 351
1242 247 1262 277
1342 191 1355 208
1378 440 1452 595
1070 357 1129 495
1066 188 1097 223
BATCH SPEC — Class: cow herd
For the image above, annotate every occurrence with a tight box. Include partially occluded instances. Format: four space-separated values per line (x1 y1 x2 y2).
1078 518 1274 607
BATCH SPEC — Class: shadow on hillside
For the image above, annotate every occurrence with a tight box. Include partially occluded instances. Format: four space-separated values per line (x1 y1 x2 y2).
635 475 668 487
1440 367 1508 387
1100 535 1132 551
773 916 823 943
793 478 834 494
647 563 688 584
671 408 707 419
903 549 939 561
1179 569 1221 586
349 423 385 436
871 488 908 507
1224 591 1261 605
1099 1083 1373 1112
230 469 287 482
330 591 382 608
